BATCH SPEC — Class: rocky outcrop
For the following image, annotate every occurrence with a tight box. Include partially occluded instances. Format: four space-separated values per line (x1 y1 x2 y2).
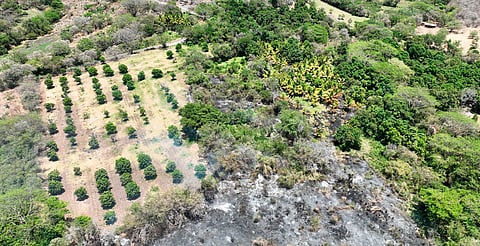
155 143 426 246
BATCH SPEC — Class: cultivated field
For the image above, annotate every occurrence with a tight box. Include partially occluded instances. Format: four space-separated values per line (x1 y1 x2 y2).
39 48 204 229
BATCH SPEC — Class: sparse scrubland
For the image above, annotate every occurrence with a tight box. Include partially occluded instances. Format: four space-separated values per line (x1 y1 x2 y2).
0 0 480 245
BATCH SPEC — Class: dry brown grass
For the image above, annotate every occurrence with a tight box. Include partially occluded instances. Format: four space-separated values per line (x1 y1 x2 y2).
40 48 203 230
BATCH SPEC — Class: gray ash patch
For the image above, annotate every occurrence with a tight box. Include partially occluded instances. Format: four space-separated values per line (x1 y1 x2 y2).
155 144 426 246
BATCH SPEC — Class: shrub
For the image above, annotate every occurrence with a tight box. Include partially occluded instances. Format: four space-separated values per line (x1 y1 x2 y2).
45 103 55 112
122 74 133 85
62 97 73 106
118 64 128 74
126 80 135 90
137 153 152 169
167 125 179 139
171 169 183 184
46 140 59 151
95 168 108 181
171 99 179 110
69 137 77 146
170 72 176 81
73 68 82 77
74 186 88 201
137 71 145 81
48 122 58 135
119 109 128 121
48 169 62 181
334 125 362 151
103 64 114 77
64 105 72 113
175 43 182 52
104 211 116 225
89 136 99 149
47 149 59 161
125 182 140 200
201 42 208 52
74 167 82 176
74 76 82 85
165 160 176 173
105 122 117 135
173 136 183 146
194 164 207 179
97 93 107 104
99 191 115 209
48 180 64 195
166 50 174 59
139 107 146 116
44 78 55 90
115 157 132 174
152 68 163 78
166 93 175 103
127 126 137 138
133 94 140 103
120 173 132 186
63 124 76 137
92 77 99 84
87 66 98 77
112 89 122 101
144 165 157 180
104 110 110 118
96 178 111 193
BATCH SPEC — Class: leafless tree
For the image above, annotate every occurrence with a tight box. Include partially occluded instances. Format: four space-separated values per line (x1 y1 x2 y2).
121 0 154 17
114 24 143 53
0 63 34 91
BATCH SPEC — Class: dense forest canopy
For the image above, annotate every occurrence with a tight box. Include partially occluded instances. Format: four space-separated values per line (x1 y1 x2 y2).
0 0 479 245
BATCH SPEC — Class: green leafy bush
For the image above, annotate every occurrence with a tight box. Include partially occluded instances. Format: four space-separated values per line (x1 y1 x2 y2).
137 153 152 169
105 122 117 135
166 50 174 59
137 71 145 81
87 66 98 77
118 64 128 74
165 160 176 173
99 191 115 209
167 125 179 139
45 102 55 112
104 210 116 225
48 122 58 135
89 136 99 149
125 182 140 200
152 68 163 78
103 64 114 77
194 164 207 179
115 157 132 174
74 167 82 176
120 173 133 186
171 169 183 184
74 186 88 201
122 74 133 85
112 89 123 101
144 165 157 180
334 125 362 151
48 180 64 195
127 126 137 138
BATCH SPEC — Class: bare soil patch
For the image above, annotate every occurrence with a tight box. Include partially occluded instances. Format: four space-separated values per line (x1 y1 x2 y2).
40 48 204 230
416 26 480 54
